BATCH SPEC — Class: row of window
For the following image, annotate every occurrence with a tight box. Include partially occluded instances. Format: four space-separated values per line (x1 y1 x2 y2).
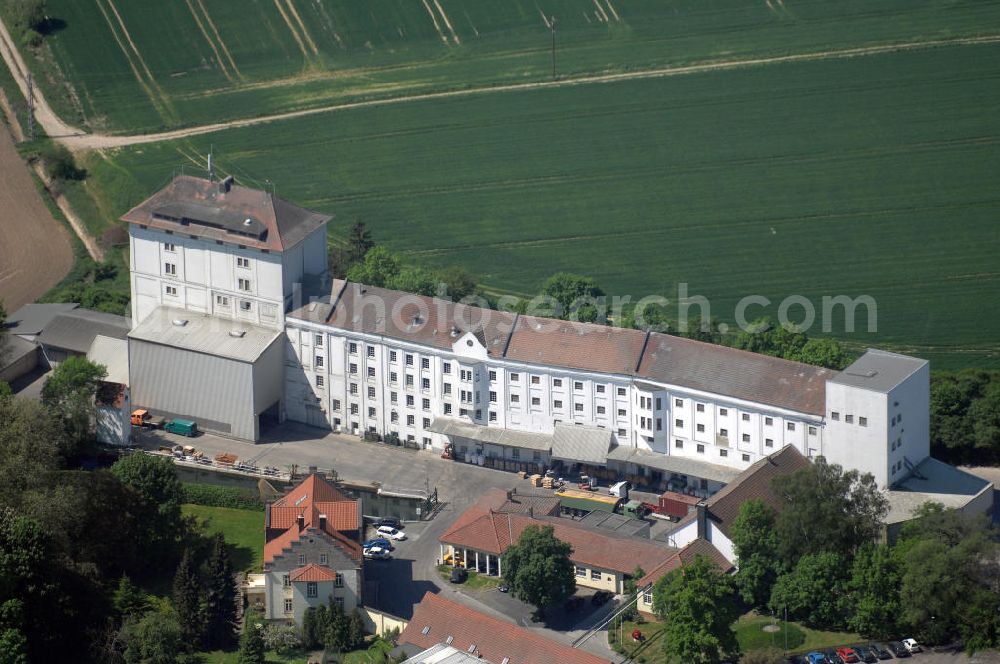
673 438 757 461
831 411 869 427
162 242 253 268
285 596 343 614
574 566 603 581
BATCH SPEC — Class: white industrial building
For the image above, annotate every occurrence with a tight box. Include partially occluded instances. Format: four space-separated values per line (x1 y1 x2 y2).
124 174 975 503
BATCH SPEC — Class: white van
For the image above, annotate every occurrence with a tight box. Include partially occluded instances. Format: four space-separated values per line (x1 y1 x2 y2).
609 481 630 499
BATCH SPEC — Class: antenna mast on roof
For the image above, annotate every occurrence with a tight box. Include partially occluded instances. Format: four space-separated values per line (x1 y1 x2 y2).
207 145 214 182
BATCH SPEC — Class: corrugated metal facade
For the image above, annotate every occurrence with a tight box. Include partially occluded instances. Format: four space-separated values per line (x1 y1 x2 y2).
129 338 282 440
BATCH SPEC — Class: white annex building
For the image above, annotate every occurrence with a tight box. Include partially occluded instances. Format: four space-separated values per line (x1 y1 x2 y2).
123 175 987 510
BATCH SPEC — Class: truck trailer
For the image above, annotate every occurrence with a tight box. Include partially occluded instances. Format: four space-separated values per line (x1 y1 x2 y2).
555 488 624 516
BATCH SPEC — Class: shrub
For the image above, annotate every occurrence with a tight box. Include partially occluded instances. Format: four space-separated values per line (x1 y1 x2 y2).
262 623 300 655
36 142 85 181
181 483 263 510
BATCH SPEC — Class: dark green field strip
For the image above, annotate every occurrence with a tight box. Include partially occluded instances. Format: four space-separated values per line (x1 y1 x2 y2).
26 0 1000 132
83 41 1000 367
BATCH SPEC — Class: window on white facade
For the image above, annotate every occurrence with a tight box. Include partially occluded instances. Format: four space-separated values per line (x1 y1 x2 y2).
675 398 683 407
284 599 293 614
332 399 340 411
765 438 773 447
489 391 497 403
405 374 414 387
405 354 414 366
596 385 605 393
845 415 854 424
283 574 290 587
696 403 705 413
349 343 357 354
368 386 376 399
422 357 430 369
531 397 541 406
423 398 430 411
743 453 750 462
574 381 583 391
720 408 728 416
742 413 750 421
389 350 396 362
349 383 358 395
314 334 323 346
407 415 414 425
489 370 497 381
237 256 250 268
443 362 451 374
423 417 430 428
697 424 705 433
367 366 376 378
574 403 583 412
858 418 867 427
320 554 328 565
368 407 376 417
391 412 398 423
719 428 728 437
165 286 177 296
510 373 519 382
591 570 602 580
489 411 497 422
422 378 430 390
697 444 705 453
765 417 774 426
444 404 452 415
163 242 176 252
675 439 683 448
787 422 796 431
350 404 358 415
832 411 840 421
406 395 414 406
809 426 818 435
390 371 398 384
618 428 626 437
675 419 683 428
576 567 586 578
164 262 176 275
554 379 563 387
335 573 343 588
239 300 252 312
742 433 750 442
366 346 374 358
238 278 251 291
315 356 324 368
316 375 324 388
307 582 318 598
643 589 653 604
216 295 229 306
510 394 519 404
720 449 728 457
531 375 540 385
597 406 606 415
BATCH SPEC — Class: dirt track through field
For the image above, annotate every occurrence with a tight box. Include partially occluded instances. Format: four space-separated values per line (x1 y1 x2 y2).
185 0 234 82
0 125 73 310
2 12 998 153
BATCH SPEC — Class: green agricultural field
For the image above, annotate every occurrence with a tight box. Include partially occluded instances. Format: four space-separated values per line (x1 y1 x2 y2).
16 0 1000 132
79 39 1000 368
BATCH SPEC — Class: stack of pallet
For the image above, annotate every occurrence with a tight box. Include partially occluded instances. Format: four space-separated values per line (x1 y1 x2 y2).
529 473 542 487
518 471 528 479
541 475 556 489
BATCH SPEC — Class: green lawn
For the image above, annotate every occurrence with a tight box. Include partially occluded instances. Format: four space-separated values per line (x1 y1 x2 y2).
182 503 264 573
78 38 1000 369
610 613 862 663
11 0 1000 132
436 563 501 590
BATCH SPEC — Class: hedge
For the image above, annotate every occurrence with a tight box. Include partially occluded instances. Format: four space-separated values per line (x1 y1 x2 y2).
182 483 264 510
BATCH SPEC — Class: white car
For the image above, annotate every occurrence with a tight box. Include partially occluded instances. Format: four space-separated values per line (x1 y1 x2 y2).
902 639 922 654
377 525 407 541
363 546 390 560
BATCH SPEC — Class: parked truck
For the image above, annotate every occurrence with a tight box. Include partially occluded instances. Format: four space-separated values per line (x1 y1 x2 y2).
656 490 701 522
164 419 198 437
556 488 624 516
130 409 165 429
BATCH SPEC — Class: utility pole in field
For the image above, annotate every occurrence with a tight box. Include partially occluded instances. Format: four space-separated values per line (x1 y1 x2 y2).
550 16 557 80
26 72 35 141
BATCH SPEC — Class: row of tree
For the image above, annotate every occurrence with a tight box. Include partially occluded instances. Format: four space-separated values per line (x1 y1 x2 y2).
930 368 1000 464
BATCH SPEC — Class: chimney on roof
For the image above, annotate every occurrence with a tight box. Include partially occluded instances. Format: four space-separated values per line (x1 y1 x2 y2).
319 514 327 531
696 502 707 540
219 174 234 193
297 514 305 531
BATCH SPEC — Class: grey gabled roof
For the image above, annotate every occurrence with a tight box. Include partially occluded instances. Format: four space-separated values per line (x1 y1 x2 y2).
427 417 552 452
607 444 742 483
37 308 131 354
128 306 280 363
828 348 927 393
4 303 79 337
551 423 613 465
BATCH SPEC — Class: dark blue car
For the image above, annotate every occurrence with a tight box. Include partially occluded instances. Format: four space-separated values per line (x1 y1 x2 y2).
363 537 393 551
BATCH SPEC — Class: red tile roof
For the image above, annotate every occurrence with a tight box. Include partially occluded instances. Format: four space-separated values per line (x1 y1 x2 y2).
638 539 734 588
400 592 609 664
441 501 676 576
505 315 648 375
121 175 330 253
289 563 339 582
704 444 810 537
264 474 362 564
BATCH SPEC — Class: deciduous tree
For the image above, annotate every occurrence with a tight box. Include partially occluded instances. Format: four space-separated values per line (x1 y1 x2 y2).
112 454 184 564
501 524 576 615
540 272 605 322
769 552 850 630
121 610 182 664
652 555 740 664
847 544 901 638
730 498 780 609
40 356 106 452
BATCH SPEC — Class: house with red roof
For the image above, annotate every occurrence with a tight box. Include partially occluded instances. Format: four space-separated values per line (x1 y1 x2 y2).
399 592 610 664
262 474 364 624
439 489 677 594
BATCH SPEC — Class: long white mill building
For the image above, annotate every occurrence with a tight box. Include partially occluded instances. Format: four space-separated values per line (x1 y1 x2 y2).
124 175 932 492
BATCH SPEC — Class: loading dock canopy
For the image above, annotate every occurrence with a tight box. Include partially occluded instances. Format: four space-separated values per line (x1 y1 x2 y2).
427 417 552 452
551 424 613 465
607 445 741 484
